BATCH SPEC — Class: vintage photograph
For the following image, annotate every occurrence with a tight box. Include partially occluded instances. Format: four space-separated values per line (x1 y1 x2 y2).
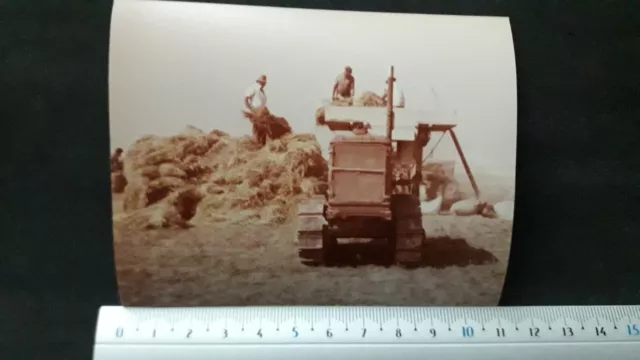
109 0 518 306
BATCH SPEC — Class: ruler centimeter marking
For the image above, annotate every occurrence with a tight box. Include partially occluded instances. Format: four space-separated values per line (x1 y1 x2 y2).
95 305 640 345
93 306 640 360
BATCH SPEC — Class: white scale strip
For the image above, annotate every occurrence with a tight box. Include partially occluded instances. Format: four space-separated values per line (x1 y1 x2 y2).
93 305 640 360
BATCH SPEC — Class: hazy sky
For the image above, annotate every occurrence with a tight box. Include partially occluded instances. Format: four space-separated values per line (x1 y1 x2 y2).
109 0 517 177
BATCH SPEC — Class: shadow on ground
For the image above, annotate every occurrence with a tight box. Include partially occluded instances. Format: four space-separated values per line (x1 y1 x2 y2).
305 236 498 269
421 236 498 268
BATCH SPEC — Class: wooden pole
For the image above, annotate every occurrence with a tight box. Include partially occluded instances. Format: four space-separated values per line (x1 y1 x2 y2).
386 66 394 140
448 128 480 198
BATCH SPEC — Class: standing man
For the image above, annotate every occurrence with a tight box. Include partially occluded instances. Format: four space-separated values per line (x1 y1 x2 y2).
382 77 405 108
243 75 268 145
332 66 355 105
110 148 124 173
243 74 268 116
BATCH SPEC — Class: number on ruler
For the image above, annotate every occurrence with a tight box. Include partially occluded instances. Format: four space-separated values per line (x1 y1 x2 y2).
529 327 540 337
292 326 299 338
396 329 402 338
627 324 640 336
115 327 124 338
429 328 436 337
562 327 574 337
362 328 367 338
326 329 333 338
257 329 262 338
223 329 228 338
186 329 193 339
496 327 506 337
462 326 474 338
595 327 607 336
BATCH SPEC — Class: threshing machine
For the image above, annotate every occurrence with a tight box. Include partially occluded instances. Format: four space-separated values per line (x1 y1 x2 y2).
296 66 479 268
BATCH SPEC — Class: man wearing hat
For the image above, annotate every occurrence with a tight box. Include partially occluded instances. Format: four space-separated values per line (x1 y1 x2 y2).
243 75 269 145
243 74 268 117
332 66 355 105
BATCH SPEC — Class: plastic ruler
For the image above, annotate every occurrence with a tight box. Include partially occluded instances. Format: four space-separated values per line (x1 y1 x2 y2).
93 305 640 360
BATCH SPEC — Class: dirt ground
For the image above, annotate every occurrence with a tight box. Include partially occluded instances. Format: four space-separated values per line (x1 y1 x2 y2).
111 175 513 307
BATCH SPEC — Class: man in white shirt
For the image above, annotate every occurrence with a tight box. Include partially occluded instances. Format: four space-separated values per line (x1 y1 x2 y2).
382 77 405 108
242 75 269 145
243 74 268 116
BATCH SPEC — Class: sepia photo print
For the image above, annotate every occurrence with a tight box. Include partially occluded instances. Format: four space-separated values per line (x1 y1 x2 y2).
109 0 518 306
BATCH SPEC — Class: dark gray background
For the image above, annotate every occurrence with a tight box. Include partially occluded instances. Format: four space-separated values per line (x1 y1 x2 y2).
1 0 639 358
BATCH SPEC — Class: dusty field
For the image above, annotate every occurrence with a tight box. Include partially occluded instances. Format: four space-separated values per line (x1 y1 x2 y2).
110 112 515 307
112 178 513 307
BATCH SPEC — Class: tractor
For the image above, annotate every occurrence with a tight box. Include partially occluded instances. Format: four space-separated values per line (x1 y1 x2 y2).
296 66 480 268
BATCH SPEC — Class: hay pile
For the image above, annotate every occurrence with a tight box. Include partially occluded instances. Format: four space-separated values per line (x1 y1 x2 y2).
111 172 127 193
354 91 385 107
117 126 327 229
249 107 293 141
315 91 386 126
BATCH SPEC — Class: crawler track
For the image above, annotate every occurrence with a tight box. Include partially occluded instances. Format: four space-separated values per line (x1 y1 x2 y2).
296 195 327 266
391 194 425 268
296 194 427 268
